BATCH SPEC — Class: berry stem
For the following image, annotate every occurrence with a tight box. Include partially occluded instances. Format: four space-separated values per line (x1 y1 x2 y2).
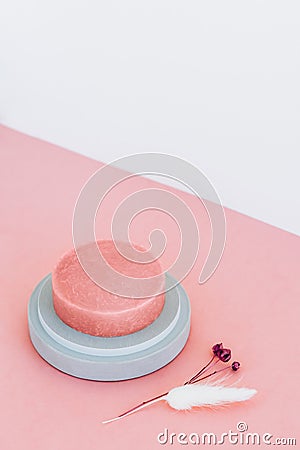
191 365 231 384
185 355 216 385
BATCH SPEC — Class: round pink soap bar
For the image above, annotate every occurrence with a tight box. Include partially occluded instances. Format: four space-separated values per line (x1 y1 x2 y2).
52 240 165 337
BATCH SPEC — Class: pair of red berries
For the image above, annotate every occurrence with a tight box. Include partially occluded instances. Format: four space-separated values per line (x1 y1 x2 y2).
212 342 240 371
185 343 241 385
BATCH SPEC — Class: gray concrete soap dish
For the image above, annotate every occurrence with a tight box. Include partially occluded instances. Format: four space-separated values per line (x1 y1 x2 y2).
28 273 191 381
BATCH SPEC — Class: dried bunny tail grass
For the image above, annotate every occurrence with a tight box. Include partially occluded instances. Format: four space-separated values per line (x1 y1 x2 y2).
102 384 256 423
165 384 257 410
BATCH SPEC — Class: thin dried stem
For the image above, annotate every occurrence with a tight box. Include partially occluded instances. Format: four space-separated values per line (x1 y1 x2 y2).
192 365 231 384
102 391 168 424
185 355 216 384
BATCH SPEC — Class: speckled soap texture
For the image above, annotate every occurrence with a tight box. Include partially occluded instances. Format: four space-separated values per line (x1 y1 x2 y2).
52 240 165 337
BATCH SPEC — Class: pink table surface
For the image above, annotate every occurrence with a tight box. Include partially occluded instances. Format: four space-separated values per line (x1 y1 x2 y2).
0 125 299 450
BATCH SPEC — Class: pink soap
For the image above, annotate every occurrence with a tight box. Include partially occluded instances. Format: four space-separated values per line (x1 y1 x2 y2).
52 240 165 337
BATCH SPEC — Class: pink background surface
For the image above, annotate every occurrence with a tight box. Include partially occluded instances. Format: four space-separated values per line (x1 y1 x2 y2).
0 125 299 449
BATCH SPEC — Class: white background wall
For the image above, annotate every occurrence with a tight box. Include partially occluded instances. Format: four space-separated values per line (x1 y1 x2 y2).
1 1 299 235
